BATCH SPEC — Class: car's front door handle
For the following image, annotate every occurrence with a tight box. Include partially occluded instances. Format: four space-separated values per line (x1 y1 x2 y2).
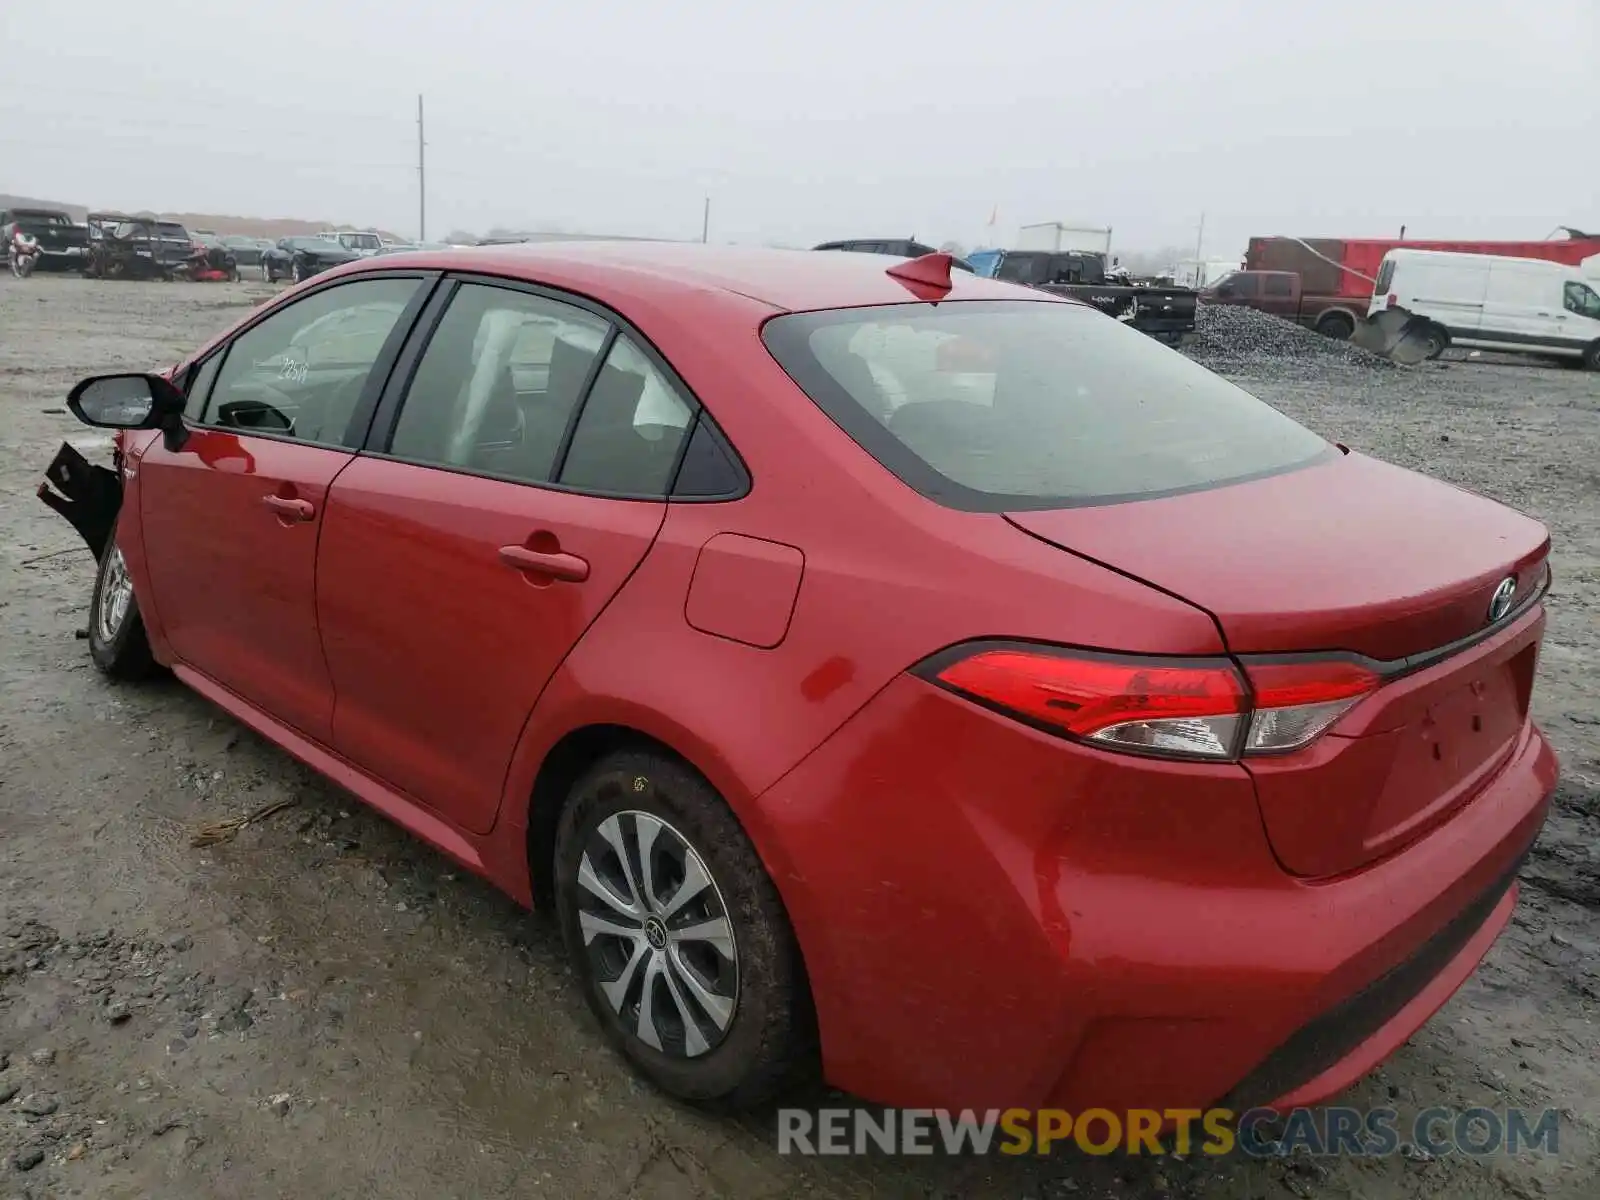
499 544 589 582
262 494 315 521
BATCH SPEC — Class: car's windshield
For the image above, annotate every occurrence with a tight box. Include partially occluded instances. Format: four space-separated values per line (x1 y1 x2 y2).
762 299 1334 510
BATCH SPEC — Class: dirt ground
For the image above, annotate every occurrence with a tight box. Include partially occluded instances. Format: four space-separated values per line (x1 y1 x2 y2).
1 274 1596 1200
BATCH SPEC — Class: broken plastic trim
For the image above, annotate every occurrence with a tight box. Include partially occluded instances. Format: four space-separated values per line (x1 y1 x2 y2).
36 441 122 562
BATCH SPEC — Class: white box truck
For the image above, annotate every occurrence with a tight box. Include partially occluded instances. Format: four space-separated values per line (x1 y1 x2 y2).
1015 222 1113 256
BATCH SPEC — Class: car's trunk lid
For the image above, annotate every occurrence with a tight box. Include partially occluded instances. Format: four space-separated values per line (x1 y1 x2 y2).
1005 451 1548 661
1005 450 1550 875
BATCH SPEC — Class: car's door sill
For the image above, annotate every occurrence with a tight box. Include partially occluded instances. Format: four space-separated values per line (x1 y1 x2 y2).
173 664 486 876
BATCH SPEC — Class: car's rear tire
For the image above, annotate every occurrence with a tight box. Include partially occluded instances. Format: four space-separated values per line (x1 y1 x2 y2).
1583 340 1600 371
1315 311 1355 340
261 260 274 283
553 749 816 1109
87 530 158 681
1421 323 1450 360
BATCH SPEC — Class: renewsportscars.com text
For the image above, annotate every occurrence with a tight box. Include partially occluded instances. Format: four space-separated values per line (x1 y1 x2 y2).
776 1106 1562 1158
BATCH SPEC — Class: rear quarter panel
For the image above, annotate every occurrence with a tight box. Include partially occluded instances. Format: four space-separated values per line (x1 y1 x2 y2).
497 296 1226 885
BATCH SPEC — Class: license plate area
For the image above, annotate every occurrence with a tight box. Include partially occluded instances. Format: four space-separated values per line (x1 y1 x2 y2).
1362 651 1531 851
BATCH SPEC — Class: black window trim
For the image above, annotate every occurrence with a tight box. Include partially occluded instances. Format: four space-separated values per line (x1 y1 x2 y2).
183 269 443 451
179 350 225 421
759 298 1338 513
358 269 751 504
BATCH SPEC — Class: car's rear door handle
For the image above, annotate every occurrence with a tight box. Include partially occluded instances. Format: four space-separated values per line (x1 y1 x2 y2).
262 494 315 521
499 544 589 582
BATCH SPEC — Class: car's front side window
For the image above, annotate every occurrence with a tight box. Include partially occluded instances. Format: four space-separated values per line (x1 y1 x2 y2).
199 278 423 446
183 354 224 421
1563 281 1600 319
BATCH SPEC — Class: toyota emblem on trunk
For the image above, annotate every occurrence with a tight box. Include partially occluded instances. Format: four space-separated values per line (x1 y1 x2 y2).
1488 577 1517 623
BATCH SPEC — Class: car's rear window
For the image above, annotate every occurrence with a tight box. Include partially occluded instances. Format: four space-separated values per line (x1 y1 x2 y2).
761 299 1334 510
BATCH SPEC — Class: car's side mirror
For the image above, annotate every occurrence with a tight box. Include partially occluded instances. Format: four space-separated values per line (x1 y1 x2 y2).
67 372 189 450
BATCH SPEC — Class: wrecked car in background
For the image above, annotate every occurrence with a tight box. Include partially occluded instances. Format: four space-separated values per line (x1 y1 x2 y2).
83 213 197 280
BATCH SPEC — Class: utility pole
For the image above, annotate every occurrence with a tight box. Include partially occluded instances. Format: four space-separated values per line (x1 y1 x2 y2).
701 196 710 243
417 94 427 243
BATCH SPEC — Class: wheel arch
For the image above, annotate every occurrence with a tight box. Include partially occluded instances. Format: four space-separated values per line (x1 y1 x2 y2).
525 722 681 909
515 708 794 913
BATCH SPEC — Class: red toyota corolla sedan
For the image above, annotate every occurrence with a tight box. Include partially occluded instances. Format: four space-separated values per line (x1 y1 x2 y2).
39 244 1558 1115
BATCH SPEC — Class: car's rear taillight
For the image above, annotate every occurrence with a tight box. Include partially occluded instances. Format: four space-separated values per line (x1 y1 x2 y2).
918 645 1381 762
1240 659 1380 754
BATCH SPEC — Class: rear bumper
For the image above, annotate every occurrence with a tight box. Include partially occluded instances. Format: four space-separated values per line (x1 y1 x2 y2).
750 674 1557 1111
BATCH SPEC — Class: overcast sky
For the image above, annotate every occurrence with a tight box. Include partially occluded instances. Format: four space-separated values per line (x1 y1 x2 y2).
1 0 1593 255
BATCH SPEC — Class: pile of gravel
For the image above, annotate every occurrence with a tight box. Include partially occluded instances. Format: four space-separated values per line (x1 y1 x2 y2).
1181 303 1396 374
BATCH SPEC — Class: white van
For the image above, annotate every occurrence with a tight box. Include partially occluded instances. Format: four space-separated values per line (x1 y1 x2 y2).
1370 249 1600 368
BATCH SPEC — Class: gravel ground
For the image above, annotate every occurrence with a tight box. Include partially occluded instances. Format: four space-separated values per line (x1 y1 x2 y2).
1184 303 1399 374
1 275 1597 1200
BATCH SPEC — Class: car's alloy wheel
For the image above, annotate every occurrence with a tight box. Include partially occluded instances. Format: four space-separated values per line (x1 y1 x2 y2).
87 530 157 680
292 261 304 283
261 260 273 282
554 750 816 1107
575 811 739 1058
95 544 134 644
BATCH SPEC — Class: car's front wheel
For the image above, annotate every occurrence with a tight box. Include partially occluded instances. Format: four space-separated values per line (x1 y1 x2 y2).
554 749 815 1108
87 529 158 680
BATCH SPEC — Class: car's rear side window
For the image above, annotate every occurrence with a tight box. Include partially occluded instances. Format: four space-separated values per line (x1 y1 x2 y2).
761 299 1334 510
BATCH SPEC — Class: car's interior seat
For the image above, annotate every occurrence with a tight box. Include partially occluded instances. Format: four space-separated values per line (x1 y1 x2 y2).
557 363 662 492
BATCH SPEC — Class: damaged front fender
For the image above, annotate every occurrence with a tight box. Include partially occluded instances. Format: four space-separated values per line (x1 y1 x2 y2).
37 441 123 562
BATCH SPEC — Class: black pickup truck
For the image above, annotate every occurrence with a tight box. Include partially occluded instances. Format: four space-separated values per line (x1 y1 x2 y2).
0 207 91 271
990 250 1197 345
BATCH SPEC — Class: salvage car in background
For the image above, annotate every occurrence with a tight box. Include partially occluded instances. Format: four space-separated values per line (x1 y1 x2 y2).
0 207 90 273
336 231 386 257
260 236 361 283
36 245 1557 1118
221 235 266 267
83 213 196 280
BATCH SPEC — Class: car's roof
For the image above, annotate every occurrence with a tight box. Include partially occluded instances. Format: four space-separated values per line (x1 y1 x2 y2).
354 241 1050 314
